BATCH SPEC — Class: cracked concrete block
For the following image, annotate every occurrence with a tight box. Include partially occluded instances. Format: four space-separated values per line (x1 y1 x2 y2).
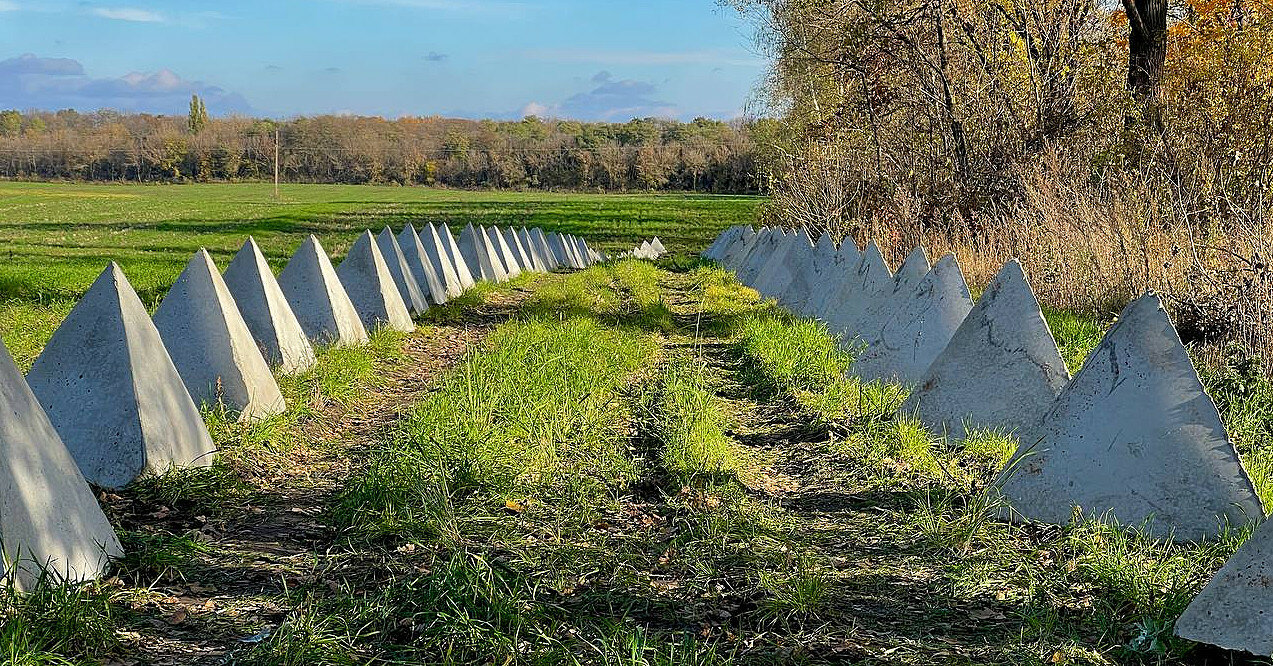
821 241 893 340
902 259 1069 439
853 246 932 347
277 235 369 347
27 263 217 489
995 293 1263 541
222 237 316 375
154 249 287 421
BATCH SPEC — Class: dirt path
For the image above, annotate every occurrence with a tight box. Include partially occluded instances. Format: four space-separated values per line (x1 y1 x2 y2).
101 293 529 666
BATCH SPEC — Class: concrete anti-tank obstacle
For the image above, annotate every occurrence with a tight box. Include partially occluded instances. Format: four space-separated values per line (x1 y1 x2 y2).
787 233 840 315
901 259 1069 440
720 226 758 269
853 253 973 384
435 223 476 291
737 228 783 285
529 227 559 270
820 241 892 340
770 229 816 304
504 227 537 273
805 236 863 318
995 293 1263 541
650 236 666 255
222 237 316 375
409 223 461 299
0 338 123 590
548 232 577 269
487 226 522 278
459 223 507 283
702 226 735 260
852 246 932 346
396 224 450 305
336 230 416 333
375 227 430 315
564 235 587 268
1175 516 1273 654
754 229 808 299
517 227 550 272
277 235 370 347
153 249 287 422
27 263 218 490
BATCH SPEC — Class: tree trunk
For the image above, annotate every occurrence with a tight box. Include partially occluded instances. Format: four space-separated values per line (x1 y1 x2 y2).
1124 0 1168 103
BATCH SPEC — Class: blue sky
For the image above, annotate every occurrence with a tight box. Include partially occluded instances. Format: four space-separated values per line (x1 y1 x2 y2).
0 1 767 121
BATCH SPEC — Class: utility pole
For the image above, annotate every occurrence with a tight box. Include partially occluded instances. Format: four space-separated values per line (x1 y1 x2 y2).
273 129 280 199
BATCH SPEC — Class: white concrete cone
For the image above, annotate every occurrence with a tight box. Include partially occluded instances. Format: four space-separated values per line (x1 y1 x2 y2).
375 227 430 314
0 337 122 590
277 235 369 347
154 249 287 421
336 230 415 333
223 237 316 374
27 263 217 490
902 259 1069 440
853 252 973 384
995 293 1263 542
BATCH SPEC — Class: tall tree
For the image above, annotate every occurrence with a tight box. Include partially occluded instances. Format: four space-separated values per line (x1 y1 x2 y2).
1124 0 1169 104
187 94 209 135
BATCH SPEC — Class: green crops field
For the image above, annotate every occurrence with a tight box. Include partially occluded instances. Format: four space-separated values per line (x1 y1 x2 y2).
0 182 762 367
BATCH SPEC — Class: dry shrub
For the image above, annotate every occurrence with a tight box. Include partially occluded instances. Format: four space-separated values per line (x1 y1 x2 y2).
809 149 1273 366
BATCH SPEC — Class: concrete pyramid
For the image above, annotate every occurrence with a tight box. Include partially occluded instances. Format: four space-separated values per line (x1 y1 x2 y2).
278 235 369 347
821 241 892 339
408 223 461 299
437 223 476 291
27 263 217 490
805 237 863 318
0 338 121 589
562 234 585 269
529 227 559 270
901 259 1069 439
755 230 808 298
517 227 550 272
704 227 736 260
721 226 758 269
458 223 506 283
651 236 666 255
223 237 316 375
488 226 522 278
336 231 416 333
397 224 449 305
853 246 932 343
375 227 430 315
504 227 537 273
853 253 972 383
547 232 575 269
153 249 287 421
787 232 840 314
1175 516 1273 653
738 228 782 285
995 294 1263 541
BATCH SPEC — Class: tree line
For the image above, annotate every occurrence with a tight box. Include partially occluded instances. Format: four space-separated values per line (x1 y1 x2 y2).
0 103 764 193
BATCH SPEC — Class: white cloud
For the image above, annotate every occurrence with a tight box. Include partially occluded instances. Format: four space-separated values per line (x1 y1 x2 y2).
520 72 679 122
92 7 165 22
523 48 763 68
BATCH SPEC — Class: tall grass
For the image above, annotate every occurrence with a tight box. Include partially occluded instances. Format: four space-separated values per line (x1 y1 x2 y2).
334 315 657 541
645 360 740 481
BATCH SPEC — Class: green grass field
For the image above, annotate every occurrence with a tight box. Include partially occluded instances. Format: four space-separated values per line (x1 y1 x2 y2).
4 183 1273 664
0 182 761 367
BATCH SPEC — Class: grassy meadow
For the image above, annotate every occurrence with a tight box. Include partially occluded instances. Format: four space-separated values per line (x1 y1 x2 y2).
0 182 760 366
4 183 1273 664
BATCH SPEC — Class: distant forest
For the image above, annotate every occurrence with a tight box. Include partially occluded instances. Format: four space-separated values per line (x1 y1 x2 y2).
0 105 765 193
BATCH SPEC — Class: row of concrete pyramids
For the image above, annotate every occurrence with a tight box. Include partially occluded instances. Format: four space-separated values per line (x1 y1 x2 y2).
0 222 601 591
706 225 1273 655
618 237 667 260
